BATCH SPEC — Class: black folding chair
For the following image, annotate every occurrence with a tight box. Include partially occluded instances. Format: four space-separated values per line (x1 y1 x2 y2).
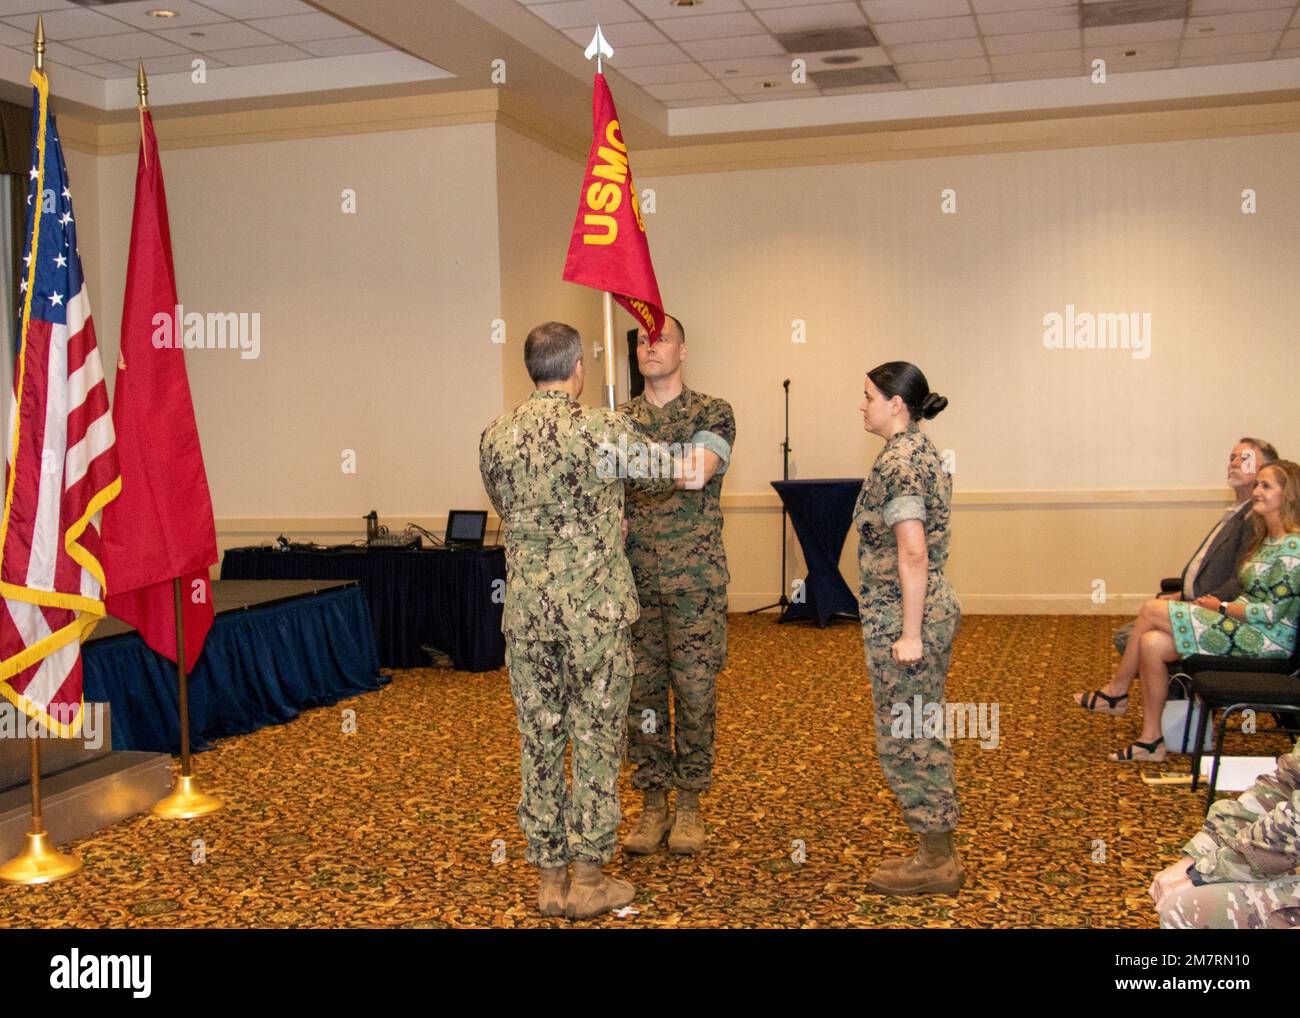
1173 642 1300 814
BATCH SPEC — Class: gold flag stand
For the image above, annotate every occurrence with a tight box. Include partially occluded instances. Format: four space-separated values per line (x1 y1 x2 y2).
151 576 222 820
0 16 83 887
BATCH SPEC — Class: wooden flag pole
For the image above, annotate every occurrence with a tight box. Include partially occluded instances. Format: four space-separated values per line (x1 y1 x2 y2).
602 292 616 410
0 16 84 885
152 577 222 818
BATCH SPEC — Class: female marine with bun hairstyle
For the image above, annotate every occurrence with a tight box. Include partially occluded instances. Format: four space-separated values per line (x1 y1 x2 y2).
854 362 964 896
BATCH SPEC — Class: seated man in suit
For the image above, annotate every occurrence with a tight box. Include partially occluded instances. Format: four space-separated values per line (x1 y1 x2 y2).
1113 437 1278 656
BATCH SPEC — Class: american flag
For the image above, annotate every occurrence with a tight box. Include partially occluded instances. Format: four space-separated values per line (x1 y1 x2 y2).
0 69 120 738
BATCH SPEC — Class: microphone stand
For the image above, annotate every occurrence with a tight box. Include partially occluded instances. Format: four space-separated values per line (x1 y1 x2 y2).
750 379 791 616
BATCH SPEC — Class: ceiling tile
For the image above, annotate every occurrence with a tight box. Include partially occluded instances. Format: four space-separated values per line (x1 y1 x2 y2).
656 12 767 40
528 0 642 30
1190 0 1298 13
627 0 747 15
1083 19 1187 44
562 22 669 47
93 1 228 33
78 62 133 79
0 21 30 47
679 34 784 60
192 0 315 17
212 43 311 66
2 8 134 40
886 36 987 62
1085 39 1182 61
0 1 77 16
247 12 360 43
994 67 1083 80
1285 26 1300 45
643 80 735 101
154 21 284 52
723 72 816 96
971 0 1075 11
1105 58 1177 72
1186 8 1295 35
907 74 994 88
608 42 689 66
137 52 228 74
1280 46 1300 55
1181 30 1286 54
984 28 1083 54
872 16 976 44
896 56 992 79
701 54 796 77
1180 49 1275 65
746 0 862 7
34 39 100 67
990 49 1084 71
72 32 189 60
618 61 712 84
756 2 865 33
978 8 1081 34
801 45 893 68
297 35 390 57
820 81 909 94
863 0 973 21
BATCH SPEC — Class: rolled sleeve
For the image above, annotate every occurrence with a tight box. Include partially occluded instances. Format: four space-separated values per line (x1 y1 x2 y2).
690 429 731 475
883 495 925 527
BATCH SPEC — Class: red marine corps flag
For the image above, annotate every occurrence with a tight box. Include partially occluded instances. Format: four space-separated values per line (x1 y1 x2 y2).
100 97 218 673
0 66 121 737
563 58 665 343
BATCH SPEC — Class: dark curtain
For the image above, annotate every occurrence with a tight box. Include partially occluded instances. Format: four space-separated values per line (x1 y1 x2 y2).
0 98 32 331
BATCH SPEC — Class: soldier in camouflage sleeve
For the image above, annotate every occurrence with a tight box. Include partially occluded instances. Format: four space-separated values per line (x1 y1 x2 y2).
1151 740 1300 928
479 322 675 920
619 315 735 856
855 361 964 896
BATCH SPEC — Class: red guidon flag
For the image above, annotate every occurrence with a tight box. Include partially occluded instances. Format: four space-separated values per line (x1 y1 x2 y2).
101 108 217 672
563 72 665 342
0 69 121 737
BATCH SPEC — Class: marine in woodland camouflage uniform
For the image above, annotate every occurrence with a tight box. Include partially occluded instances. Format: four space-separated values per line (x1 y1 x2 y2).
479 330 670 870
856 420 962 833
1157 740 1300 929
620 382 734 794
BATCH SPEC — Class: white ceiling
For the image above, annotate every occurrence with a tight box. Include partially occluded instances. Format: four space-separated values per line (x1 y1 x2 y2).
0 0 452 108
512 0 1300 105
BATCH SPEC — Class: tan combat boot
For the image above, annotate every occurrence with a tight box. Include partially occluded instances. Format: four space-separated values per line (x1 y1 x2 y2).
867 831 965 896
537 865 568 917
623 790 673 854
668 789 706 854
565 862 635 919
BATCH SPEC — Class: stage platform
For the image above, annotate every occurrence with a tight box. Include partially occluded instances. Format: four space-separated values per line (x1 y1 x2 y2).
84 579 386 754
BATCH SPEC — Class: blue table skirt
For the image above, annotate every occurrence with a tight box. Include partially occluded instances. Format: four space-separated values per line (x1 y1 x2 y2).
84 585 387 753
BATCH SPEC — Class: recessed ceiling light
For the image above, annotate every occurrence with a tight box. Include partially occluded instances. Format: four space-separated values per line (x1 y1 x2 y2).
760 80 778 88
146 9 178 18
669 1 703 7
1124 49 1137 57
190 31 206 38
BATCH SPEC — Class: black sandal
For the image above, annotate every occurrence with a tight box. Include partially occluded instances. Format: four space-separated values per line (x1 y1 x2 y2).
1076 688 1128 716
1109 737 1166 763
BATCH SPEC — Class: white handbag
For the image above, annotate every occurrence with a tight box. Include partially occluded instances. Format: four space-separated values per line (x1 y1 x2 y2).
1162 679 1214 754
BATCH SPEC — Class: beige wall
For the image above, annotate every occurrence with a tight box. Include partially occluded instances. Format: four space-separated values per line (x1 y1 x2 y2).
494 124 605 411
639 131 1300 611
89 122 504 534
68 104 1300 613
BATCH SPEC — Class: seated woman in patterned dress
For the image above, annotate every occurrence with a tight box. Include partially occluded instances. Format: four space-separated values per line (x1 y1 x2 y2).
1073 460 1300 762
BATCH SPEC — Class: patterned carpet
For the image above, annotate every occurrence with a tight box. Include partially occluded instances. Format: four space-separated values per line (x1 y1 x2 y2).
0 613 1288 929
